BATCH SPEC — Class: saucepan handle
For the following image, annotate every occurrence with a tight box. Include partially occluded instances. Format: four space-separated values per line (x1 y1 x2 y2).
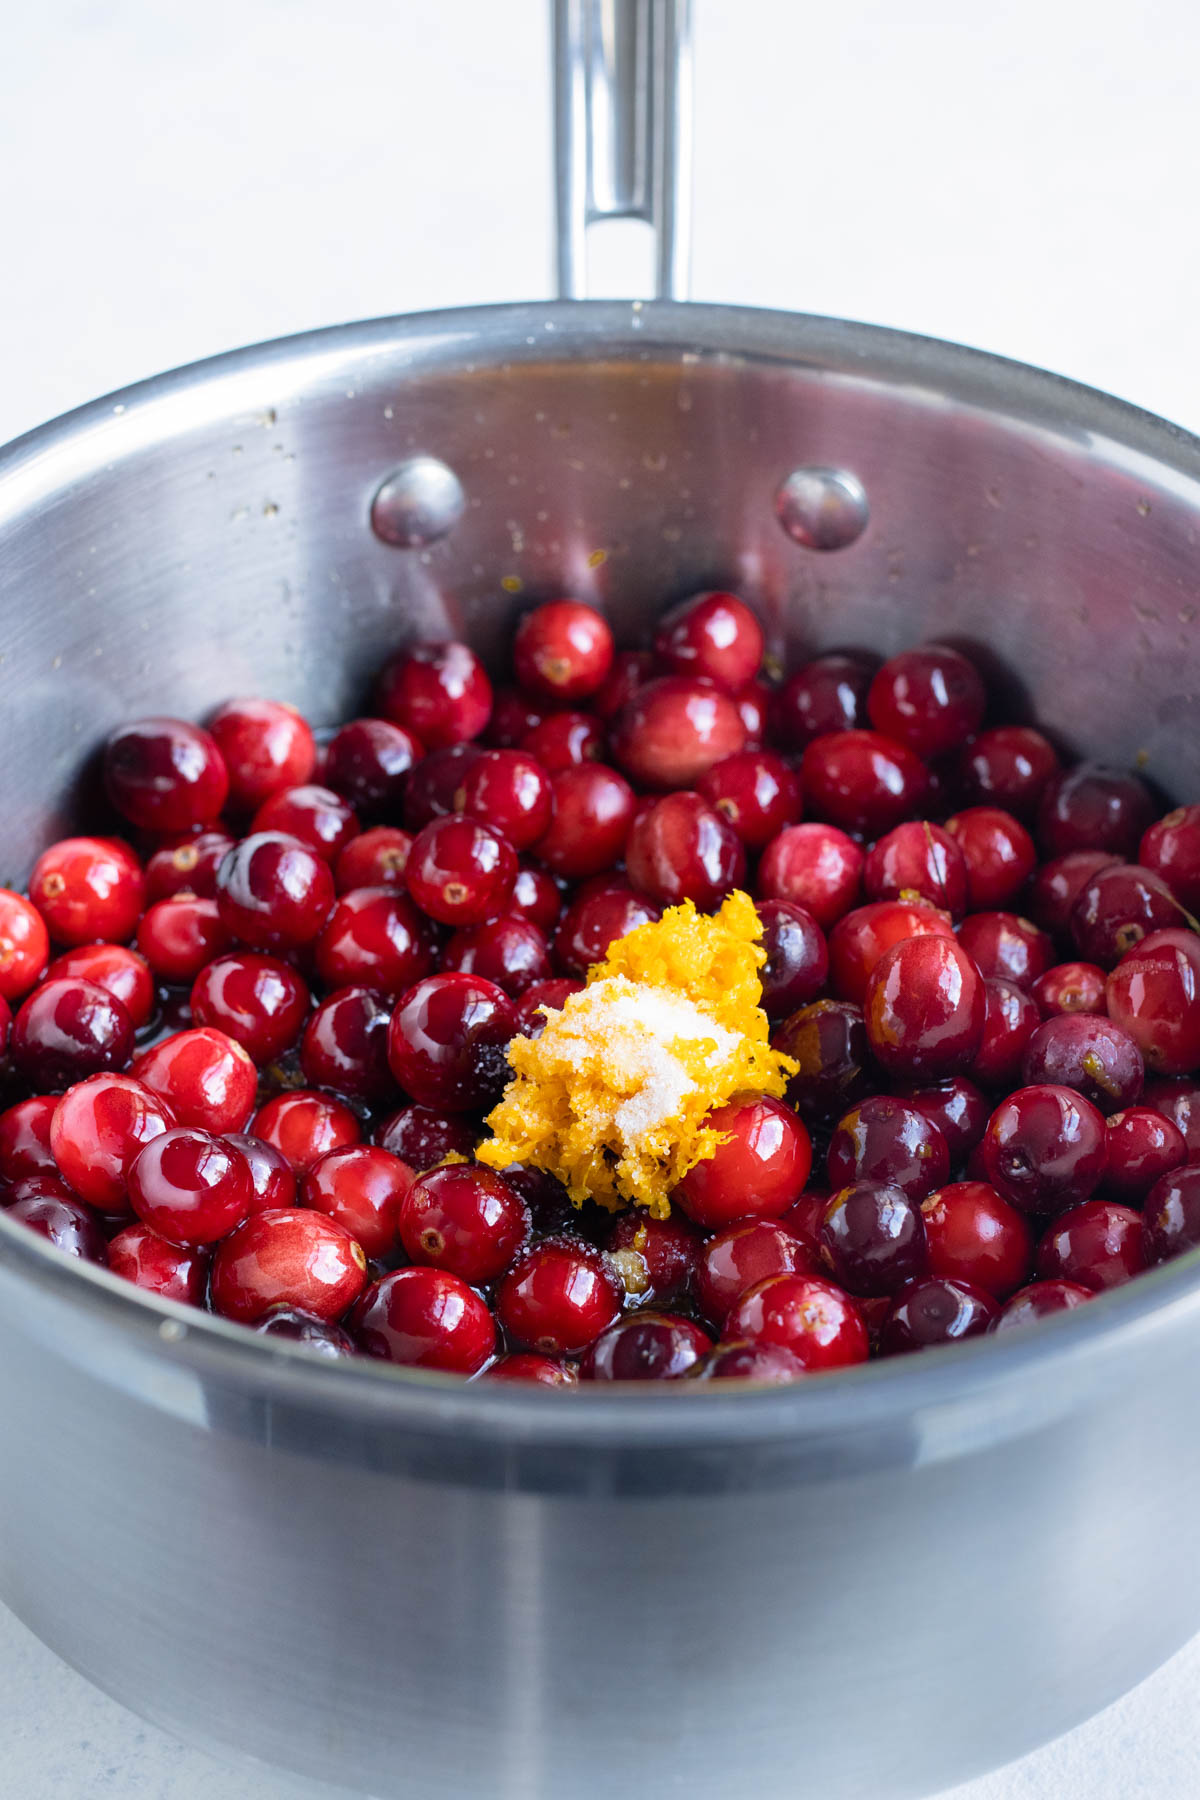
552 0 693 300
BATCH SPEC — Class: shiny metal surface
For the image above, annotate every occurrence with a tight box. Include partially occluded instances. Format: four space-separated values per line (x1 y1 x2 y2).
370 453 467 548
2 301 1200 1797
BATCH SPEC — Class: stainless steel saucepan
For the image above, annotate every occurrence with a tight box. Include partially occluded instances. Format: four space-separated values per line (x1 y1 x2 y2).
2 5 1200 1796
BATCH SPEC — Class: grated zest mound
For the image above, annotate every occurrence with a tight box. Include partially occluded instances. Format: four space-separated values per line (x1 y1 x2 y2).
477 891 797 1217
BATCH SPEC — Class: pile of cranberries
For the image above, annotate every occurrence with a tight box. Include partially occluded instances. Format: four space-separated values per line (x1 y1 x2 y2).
2 589 1200 1386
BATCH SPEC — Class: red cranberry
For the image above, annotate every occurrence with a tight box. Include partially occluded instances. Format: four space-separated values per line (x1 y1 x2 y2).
135 896 229 984
223 1132 297 1214
553 885 661 979
828 899 954 1005
300 987 395 1104
773 1000 872 1124
944 808 1037 911
0 1095 59 1182
406 814 519 929
375 1104 477 1169
725 1273 869 1369
208 699 315 811
211 1208 367 1323
5 1189 107 1263
993 1279 1092 1331
863 820 967 917
144 830 236 903
30 836 145 947
756 900 828 1017
322 718 421 817
1031 962 1108 1017
696 751 801 850
772 653 876 749
398 1163 528 1284
1021 1014 1143 1113
0 888 49 1000
387 973 517 1112
624 793 746 910
1038 763 1156 859
1143 1165 1200 1263
334 826 413 894
956 912 1053 991
104 717 228 832
673 1094 812 1228
694 1220 818 1326
653 591 764 692
880 1278 998 1353
303 1144 414 1261
1070 863 1187 967
314 888 436 995
1037 1199 1146 1291
353 1265 495 1372
134 1027 257 1134
580 1312 712 1381
1147 1076 1200 1165
443 917 552 997
970 979 1041 1089
510 865 563 934
12 978 134 1090
734 680 771 746
893 1077 990 1162
1103 1106 1187 1201
802 730 929 838
532 764 636 880
863 935 986 1081
516 978 583 1036
46 944 154 1030
496 1238 622 1354
694 1340 807 1382
254 1308 355 1356
377 641 493 748
50 1072 176 1211
604 1211 699 1304
252 784 359 863
452 749 553 850
252 1091 361 1173
868 645 986 759
402 743 484 831
215 833 334 951
483 1353 576 1384
980 1084 1108 1215
610 677 746 790
484 686 550 749
190 952 309 1065
1027 850 1124 936
957 726 1060 819
593 649 653 722
520 710 604 772
1140 805 1200 910
819 1180 928 1295
513 600 613 702
127 1126 253 1245
1107 929 1200 1074
108 1221 209 1305
827 1096 951 1201
920 1181 1033 1299
757 822 864 928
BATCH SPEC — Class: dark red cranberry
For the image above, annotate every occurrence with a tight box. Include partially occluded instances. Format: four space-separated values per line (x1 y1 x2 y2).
252 784 359 864
724 1273 869 1369
510 865 563 934
696 751 800 850
50 1071 176 1211
127 1126 252 1245
30 836 145 947
1146 1076 1200 1167
772 652 876 750
46 945 154 1030
5 1189 107 1262
1070 863 1187 968
624 793 746 910
12 978 134 1090
867 645 986 759
801 730 929 838
104 717 229 832
398 1163 528 1284
980 1084 1108 1215
1027 850 1124 936
215 833 334 951
443 916 552 998
1031 962 1108 1017
1037 1199 1146 1291
497 1165 583 1238
0 888 50 1000
223 1132 297 1215
319 718 420 818
604 1211 700 1305
353 1265 495 1372
300 987 394 1104
452 749 553 851
863 820 967 917
334 826 413 894
513 600 614 703
1140 805 1200 910
314 888 436 995
252 1090 361 1173
483 1353 577 1384
610 676 746 790
993 1279 1092 1331
135 896 229 984
957 726 1060 819
593 649 653 722
863 935 986 1081
1037 763 1156 859
208 699 315 811
553 885 661 979
190 952 309 1065
819 1180 928 1295
1103 1106 1187 1202
774 1000 872 1124
880 1278 998 1353
484 686 550 749
0 1095 59 1182
756 900 828 1017
920 1180 1034 1299
375 1104 477 1170
108 1221 209 1305
134 1027 257 1134
303 1144 414 1261
254 1307 355 1356
1107 929 1200 1074
674 1094 812 1228
693 1340 807 1382
1020 1014 1144 1113
957 912 1053 992
520 710 604 773
757 822 864 928
532 764 636 880
653 591 764 692
377 641 492 748
780 1189 837 1249
144 830 237 903
496 1238 622 1354
735 681 771 746
969 979 1041 1089
387 972 517 1112
944 807 1037 911
403 743 485 832
580 1312 712 1381
892 1078 990 1162
1143 1165 1200 1263
694 1220 818 1326
516 978 583 1036
211 1208 367 1323
827 1096 951 1201
829 899 954 1006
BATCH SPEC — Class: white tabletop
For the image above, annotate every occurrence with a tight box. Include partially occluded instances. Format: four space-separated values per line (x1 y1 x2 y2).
3 1 1200 1793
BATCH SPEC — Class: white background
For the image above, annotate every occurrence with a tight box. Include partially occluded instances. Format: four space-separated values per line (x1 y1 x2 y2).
4 1 1200 1794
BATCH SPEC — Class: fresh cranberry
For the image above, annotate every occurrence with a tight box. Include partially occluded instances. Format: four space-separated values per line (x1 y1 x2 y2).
694 1220 818 1326
254 1308 355 1356
104 717 228 832
867 645 986 759
322 719 422 817
696 751 801 850
604 1210 699 1304
509 865 563 934
980 1084 1108 1215
516 978 583 1036
402 744 485 832
406 816 517 928
215 833 334 950
863 934 985 1081
819 1180 928 1295
725 1273 869 1369
1037 763 1156 859
944 808 1037 911
451 749 553 851
801 730 928 838
920 1180 1033 1299
483 1353 577 1385
1070 863 1186 968
520 710 604 772
757 822 864 929
443 917 552 997
756 900 828 1017
223 1132 297 1214
496 1239 622 1354
553 885 660 979
314 888 436 995
300 987 394 1104
1031 962 1108 1017
377 641 493 748
252 1090 362 1173
1037 1199 1146 1291
50 1072 176 1211
532 765 636 881
29 836 144 947
208 699 316 811
881 1278 998 1353
772 653 876 749
827 1096 951 1201
0 888 49 1000
693 1340 807 1382
957 726 1060 819
1143 1166 1200 1263
4 1189 107 1263
211 1208 367 1323
108 1221 209 1305
1140 1077 1200 1157
862 820 967 916
513 600 614 703
252 784 359 864
303 1144 415 1261
374 1104 478 1169
127 1126 253 1245
334 826 413 893
45 945 153 1032
398 1163 528 1284
624 793 746 910
774 1000 872 1124
993 1279 1092 1331
1021 1014 1143 1113
134 1027 257 1134
1103 1106 1187 1201
735 681 771 746
653 591 764 692
610 677 746 790
673 1094 812 1228
970 979 1041 1089
353 1265 495 1372
190 952 309 1065
387 972 517 1112
11 978 134 1089
484 687 550 749
143 830 237 903
829 899 954 1006
580 1312 712 1381
893 1077 990 1161
135 896 228 984
957 912 1053 991
593 649 654 722
1027 850 1124 936
1107 929 1200 1074
1140 805 1200 910
0 1095 59 1181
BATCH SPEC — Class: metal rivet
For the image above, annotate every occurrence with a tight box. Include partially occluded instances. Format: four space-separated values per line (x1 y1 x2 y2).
371 456 465 548
774 466 869 551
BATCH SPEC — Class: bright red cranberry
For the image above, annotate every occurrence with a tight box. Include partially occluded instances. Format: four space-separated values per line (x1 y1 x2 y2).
957 912 1053 991
604 1210 699 1305
725 1273 868 1369
773 1000 872 1124
819 1180 928 1295
593 649 653 722
969 979 1040 1089
801 730 928 838
127 1126 252 1245
402 744 484 832
735 680 771 746
993 1278 1092 1331
580 1312 712 1381
496 1238 622 1354
190 952 309 1064
944 808 1036 911
452 749 553 850
5 1189 107 1262
108 1221 209 1305
533 764 637 881
772 653 876 750
303 1144 414 1261
387 972 517 1112
1103 1106 1187 1201
1021 1014 1143 1113
1027 850 1124 936
223 1132 297 1214
314 888 436 995
867 645 986 759
1038 763 1156 858
624 793 746 911
756 900 828 1017
610 676 746 790
215 833 334 951
378 641 493 748
827 1096 951 1201
757 822 864 929
397 1163 528 1284
1140 805 1200 910
920 1181 1033 1299
208 699 315 811
0 1095 59 1181
300 987 394 1104
1031 961 1108 1017
29 837 144 947
104 718 229 832
353 1265 494 1371
513 600 614 703
653 591 764 692
957 726 1060 819
828 899 954 1006
405 817 517 927
50 1072 176 1210
443 916 552 997
251 1090 362 1173
211 1208 367 1323
863 935 985 1081
321 718 421 818
254 1307 355 1356
694 1340 808 1382
862 821 967 916
520 710 604 773
483 1352 577 1385
696 751 801 850
334 826 413 894
135 896 228 984
516 978 583 1036
1141 1078 1200 1158
694 1220 818 1326
1037 1199 1146 1291
1070 863 1186 968
1143 1165 1200 1263
12 978 134 1090
46 944 153 1031
133 1026 257 1135
0 888 49 1000
375 1104 477 1169
510 865 563 934
893 1077 990 1161
252 784 358 864
980 1084 1108 1215
880 1278 998 1353
1107 929 1200 1074
553 885 660 979
673 1094 812 1228
143 830 237 903
485 686 550 749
